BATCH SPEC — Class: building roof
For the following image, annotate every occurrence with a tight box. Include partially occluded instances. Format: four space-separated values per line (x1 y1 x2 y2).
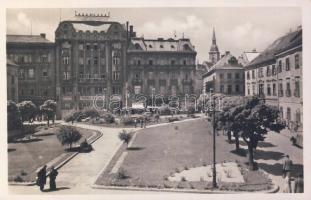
6 34 52 44
71 23 112 32
128 38 196 53
238 51 261 66
203 52 243 77
7 59 18 67
246 28 302 68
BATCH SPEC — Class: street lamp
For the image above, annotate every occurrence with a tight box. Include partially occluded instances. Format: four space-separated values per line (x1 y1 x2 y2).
207 88 222 188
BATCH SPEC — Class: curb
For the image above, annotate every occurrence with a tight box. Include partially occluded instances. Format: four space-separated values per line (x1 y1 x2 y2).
257 168 280 193
90 184 279 194
9 127 103 186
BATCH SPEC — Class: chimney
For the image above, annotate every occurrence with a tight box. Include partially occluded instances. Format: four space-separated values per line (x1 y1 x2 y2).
225 51 230 55
40 33 46 38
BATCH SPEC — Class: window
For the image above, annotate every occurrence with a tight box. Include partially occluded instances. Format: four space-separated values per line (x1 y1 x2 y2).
171 60 175 65
148 71 154 79
278 82 283 97
42 69 48 77
279 107 284 118
112 85 121 94
258 68 264 78
259 84 264 96
113 71 120 81
285 58 290 71
40 54 48 63
63 72 71 80
113 57 120 65
183 60 187 65
227 85 232 94
63 57 69 65
219 73 224 79
294 78 300 97
79 57 84 65
220 85 224 93
278 60 282 73
149 60 153 65
134 86 141 94
87 58 91 65
286 79 291 97
235 73 240 79
94 44 98 51
266 66 271 76
252 70 255 79
160 45 164 48
227 73 232 79
295 54 300 69
296 109 301 123
252 84 256 95
247 71 250 80
86 44 90 50
272 83 276 96
267 84 271 96
286 107 291 121
272 65 276 75
94 57 98 65
137 59 141 65
28 69 34 79
235 85 240 93
101 74 106 79
78 43 84 50
247 86 250 95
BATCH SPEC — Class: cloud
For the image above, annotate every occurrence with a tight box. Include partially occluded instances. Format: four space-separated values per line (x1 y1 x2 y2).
17 12 31 27
221 22 277 53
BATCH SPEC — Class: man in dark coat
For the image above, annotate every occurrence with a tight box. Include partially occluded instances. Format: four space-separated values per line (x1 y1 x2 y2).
294 174 304 193
37 165 47 191
49 166 58 191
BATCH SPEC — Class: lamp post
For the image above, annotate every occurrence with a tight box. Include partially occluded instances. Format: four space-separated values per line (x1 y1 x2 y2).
207 88 222 188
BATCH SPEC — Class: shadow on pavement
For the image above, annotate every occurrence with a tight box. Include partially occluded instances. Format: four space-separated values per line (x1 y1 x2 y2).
43 187 70 192
254 149 284 160
230 149 247 157
257 141 276 148
258 163 303 177
126 147 145 151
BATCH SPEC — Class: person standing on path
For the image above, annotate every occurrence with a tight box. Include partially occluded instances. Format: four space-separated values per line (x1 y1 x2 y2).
283 155 293 179
49 166 58 191
283 175 292 193
294 174 304 193
36 165 47 191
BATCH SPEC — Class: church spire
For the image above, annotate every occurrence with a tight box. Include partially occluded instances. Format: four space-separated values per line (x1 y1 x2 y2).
212 27 216 45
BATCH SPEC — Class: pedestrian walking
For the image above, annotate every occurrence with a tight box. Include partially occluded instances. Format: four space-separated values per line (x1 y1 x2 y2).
140 118 143 128
283 175 292 193
49 166 58 191
294 174 304 193
36 165 47 191
134 118 137 128
282 155 293 179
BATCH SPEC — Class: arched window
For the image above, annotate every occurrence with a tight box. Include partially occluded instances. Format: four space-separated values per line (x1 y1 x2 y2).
135 43 140 50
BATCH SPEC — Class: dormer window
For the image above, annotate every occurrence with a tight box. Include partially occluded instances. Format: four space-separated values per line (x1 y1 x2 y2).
160 45 164 48
135 43 140 50
149 44 153 48
171 45 175 49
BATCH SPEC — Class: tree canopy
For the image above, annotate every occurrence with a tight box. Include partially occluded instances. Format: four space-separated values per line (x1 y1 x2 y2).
57 126 82 149
7 100 22 130
17 101 37 123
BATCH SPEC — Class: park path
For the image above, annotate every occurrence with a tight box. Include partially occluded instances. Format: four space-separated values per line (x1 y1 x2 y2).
9 122 138 194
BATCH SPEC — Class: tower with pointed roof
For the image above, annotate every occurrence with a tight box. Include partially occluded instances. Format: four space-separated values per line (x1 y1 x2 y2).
209 28 220 64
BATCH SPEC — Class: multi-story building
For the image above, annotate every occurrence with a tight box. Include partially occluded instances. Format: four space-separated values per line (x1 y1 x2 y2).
245 26 302 131
127 37 197 106
6 59 19 102
202 51 245 95
6 34 56 106
54 13 128 117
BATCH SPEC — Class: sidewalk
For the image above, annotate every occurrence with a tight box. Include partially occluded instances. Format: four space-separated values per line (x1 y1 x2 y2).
9 123 138 194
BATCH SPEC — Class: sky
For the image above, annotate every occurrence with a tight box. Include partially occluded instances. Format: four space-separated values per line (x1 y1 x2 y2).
6 7 301 62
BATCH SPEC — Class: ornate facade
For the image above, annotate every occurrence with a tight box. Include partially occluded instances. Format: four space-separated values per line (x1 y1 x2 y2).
54 14 128 117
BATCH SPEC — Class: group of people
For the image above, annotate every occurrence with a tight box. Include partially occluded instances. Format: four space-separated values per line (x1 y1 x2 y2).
134 117 147 128
36 165 59 192
282 155 303 193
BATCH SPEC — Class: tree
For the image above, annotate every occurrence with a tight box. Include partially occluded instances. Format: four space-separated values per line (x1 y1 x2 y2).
40 100 57 126
7 100 22 130
17 101 37 123
57 126 82 149
232 97 285 170
118 130 133 147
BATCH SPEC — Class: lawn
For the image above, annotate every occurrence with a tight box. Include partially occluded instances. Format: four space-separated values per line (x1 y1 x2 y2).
8 124 93 182
96 119 272 191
